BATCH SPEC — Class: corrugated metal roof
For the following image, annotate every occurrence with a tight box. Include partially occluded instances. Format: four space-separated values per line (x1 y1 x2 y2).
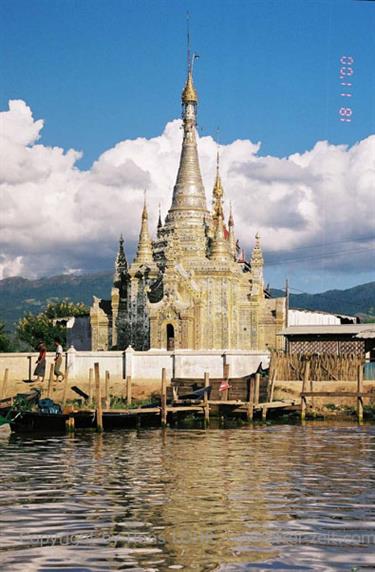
278 324 375 336
355 328 375 339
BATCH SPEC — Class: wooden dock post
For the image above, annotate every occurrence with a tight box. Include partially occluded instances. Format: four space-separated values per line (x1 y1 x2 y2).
254 373 260 406
357 364 364 423
47 363 54 398
247 377 255 421
126 375 132 406
88 368 93 403
65 416 75 433
104 370 110 409
0 368 9 399
262 405 268 422
94 362 103 432
267 369 277 403
203 371 210 426
27 355 32 382
161 368 167 427
301 359 310 421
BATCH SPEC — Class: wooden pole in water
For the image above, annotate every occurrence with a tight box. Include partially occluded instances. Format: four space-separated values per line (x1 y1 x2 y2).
357 363 364 423
65 415 75 433
0 368 9 399
94 362 103 432
203 371 210 426
161 368 167 427
247 376 255 421
104 370 110 409
126 375 132 406
61 365 69 409
47 363 54 398
301 359 310 421
254 373 260 406
88 368 93 403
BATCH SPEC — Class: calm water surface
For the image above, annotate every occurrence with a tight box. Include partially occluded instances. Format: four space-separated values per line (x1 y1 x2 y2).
0 423 374 571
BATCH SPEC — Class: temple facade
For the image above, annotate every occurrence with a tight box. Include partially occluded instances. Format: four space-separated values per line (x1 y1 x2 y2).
90 65 286 351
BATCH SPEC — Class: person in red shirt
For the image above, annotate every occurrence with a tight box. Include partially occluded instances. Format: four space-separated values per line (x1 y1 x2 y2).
33 341 46 382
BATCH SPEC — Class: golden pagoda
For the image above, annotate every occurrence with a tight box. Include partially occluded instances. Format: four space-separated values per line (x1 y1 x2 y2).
90 61 286 351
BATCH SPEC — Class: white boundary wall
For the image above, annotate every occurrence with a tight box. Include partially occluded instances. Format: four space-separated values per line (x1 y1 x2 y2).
0 347 270 384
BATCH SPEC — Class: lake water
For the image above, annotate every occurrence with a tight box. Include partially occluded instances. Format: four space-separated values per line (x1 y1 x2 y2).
0 423 374 571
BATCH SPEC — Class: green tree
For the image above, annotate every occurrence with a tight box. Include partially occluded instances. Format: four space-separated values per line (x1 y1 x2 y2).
16 299 89 350
0 321 13 352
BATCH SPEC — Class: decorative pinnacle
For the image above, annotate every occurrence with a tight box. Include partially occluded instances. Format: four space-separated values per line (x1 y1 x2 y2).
251 232 264 267
228 202 234 227
157 204 162 229
212 149 224 220
182 67 198 103
142 190 148 220
211 212 230 260
227 203 236 260
134 196 153 264
114 234 128 283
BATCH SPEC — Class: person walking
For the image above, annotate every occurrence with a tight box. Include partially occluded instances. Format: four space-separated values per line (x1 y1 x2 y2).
33 341 46 382
54 337 65 382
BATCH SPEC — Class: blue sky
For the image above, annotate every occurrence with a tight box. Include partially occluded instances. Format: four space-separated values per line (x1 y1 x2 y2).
0 0 374 293
1 0 374 166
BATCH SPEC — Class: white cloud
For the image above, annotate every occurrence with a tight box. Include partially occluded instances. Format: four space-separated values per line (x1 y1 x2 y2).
0 99 374 280
0 255 24 280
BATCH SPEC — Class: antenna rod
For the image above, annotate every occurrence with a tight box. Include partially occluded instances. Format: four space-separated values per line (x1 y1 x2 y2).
187 11 191 72
285 278 289 329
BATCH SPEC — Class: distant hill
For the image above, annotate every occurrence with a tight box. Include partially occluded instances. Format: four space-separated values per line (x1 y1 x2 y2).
0 272 112 330
271 281 375 322
0 273 374 331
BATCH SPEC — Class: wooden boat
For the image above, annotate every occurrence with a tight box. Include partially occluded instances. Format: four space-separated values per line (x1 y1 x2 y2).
9 409 162 433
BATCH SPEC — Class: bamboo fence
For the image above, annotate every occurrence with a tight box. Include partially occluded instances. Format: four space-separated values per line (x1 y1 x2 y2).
269 351 363 382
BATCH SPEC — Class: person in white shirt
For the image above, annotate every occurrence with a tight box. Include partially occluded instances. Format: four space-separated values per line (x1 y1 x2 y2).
54 337 65 382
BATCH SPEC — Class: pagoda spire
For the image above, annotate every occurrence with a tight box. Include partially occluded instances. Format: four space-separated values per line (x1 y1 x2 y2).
251 232 264 267
167 53 207 217
157 204 163 237
250 232 264 297
114 234 128 283
212 150 224 223
228 203 237 260
134 194 153 265
211 212 230 261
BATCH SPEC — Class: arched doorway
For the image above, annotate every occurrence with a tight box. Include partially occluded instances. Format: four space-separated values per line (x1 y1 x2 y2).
166 324 175 351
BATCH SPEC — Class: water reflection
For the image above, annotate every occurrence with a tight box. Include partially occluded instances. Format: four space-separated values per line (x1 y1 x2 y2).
0 423 374 571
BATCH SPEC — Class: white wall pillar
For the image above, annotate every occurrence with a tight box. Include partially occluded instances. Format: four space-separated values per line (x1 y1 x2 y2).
124 346 135 378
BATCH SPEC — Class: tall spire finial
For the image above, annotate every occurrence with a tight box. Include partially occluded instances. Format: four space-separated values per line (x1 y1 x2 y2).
182 16 198 106
167 32 206 221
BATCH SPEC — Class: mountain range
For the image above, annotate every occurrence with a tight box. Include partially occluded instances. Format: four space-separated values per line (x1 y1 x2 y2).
0 272 374 331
